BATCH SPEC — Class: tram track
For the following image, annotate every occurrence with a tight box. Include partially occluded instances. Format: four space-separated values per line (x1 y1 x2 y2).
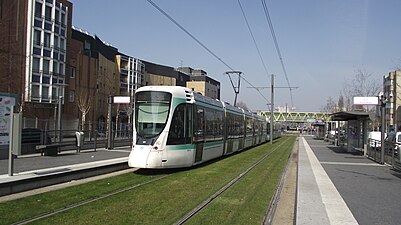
12 174 172 225
174 138 292 225
7 137 294 225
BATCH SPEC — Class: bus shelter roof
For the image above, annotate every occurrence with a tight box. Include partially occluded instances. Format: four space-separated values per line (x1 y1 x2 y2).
330 111 370 121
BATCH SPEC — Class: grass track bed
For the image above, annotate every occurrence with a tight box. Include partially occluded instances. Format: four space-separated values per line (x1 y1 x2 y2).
0 136 295 225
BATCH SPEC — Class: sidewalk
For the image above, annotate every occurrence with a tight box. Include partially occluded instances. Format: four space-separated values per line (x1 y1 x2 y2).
0 147 131 196
293 135 401 225
297 136 358 225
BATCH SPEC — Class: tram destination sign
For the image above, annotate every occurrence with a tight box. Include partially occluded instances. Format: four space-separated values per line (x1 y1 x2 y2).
353 96 379 106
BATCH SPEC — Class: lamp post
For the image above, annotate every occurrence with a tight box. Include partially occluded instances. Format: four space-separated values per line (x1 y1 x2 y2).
54 83 68 143
380 95 387 164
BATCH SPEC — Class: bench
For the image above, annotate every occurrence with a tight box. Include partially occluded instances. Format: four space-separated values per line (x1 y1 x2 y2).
35 143 73 156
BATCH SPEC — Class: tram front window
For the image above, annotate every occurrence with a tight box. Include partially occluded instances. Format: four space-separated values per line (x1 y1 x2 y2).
135 91 171 138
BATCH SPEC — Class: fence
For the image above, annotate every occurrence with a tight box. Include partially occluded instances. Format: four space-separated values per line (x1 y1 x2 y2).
0 117 133 158
366 138 401 169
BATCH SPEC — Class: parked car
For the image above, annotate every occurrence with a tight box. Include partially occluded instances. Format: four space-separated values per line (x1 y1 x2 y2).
393 132 401 156
368 131 382 149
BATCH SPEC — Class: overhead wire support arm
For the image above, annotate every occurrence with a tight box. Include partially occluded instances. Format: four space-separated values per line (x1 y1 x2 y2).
225 71 242 106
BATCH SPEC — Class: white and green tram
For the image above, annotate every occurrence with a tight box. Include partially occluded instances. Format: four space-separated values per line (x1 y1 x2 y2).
128 86 279 168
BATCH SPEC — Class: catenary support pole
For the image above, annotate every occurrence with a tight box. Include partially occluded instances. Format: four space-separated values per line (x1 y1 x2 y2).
270 74 274 145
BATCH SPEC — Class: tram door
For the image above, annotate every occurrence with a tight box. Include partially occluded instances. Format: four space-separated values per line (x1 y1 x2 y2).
194 106 204 162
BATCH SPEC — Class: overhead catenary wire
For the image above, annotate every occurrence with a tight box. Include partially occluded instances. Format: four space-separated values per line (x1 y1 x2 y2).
237 0 269 77
146 0 271 106
261 0 295 108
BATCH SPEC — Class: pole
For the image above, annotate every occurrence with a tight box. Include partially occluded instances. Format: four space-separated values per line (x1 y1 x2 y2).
381 101 385 164
8 110 14 176
270 74 274 145
107 96 114 149
58 95 62 143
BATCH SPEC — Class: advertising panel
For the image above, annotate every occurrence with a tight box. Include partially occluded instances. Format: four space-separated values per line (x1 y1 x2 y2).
0 95 16 145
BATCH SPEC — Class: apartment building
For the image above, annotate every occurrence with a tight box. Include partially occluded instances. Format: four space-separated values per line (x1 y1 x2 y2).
383 70 401 131
0 0 72 119
68 27 120 129
143 61 189 87
116 54 145 98
178 67 221 99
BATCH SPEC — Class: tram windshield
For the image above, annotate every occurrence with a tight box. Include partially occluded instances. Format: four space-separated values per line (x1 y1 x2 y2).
135 91 172 138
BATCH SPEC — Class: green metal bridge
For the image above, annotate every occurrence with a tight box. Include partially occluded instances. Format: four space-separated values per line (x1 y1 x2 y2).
259 111 330 123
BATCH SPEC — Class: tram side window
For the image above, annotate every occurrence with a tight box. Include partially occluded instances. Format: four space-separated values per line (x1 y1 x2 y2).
238 115 245 137
254 121 259 136
193 106 204 142
205 109 215 141
246 117 253 137
228 113 242 139
215 110 224 140
167 104 192 145
203 108 224 142
227 113 234 139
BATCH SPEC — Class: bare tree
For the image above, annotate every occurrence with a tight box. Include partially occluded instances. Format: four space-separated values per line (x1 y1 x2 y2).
76 89 93 130
236 101 249 111
322 96 337 113
342 69 381 111
338 94 344 112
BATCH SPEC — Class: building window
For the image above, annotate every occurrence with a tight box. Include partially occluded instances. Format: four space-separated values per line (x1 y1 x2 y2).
70 67 75 78
43 59 50 74
45 5 52 21
61 12 65 25
69 90 75 102
43 49 51 57
42 76 50 84
33 47 41 56
42 86 49 99
59 63 64 76
44 32 51 47
32 85 40 98
53 61 58 75
33 30 41 46
33 57 40 73
44 22 52 31
34 19 42 28
34 2 42 18
54 36 59 49
60 38 65 50
52 87 57 101
32 75 40 83
55 9 59 24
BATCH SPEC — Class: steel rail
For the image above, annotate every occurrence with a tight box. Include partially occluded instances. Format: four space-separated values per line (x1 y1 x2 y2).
12 174 172 225
174 138 291 225
263 137 297 224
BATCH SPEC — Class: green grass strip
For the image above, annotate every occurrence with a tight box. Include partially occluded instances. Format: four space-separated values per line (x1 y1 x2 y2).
0 136 295 225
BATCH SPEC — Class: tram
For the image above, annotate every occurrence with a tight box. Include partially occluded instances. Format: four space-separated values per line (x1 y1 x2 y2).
128 86 280 168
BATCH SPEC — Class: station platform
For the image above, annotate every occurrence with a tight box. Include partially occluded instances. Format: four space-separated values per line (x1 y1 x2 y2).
0 147 131 198
292 135 401 225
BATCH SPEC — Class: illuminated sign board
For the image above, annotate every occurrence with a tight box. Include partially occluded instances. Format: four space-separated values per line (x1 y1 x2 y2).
353 97 379 105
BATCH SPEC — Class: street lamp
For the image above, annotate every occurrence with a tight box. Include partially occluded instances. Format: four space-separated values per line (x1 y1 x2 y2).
54 83 68 143
380 94 387 164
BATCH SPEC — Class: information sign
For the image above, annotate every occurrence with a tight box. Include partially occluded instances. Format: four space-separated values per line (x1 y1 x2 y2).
0 96 16 145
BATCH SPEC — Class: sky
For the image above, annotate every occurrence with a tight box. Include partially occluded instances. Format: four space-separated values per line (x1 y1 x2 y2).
69 0 401 112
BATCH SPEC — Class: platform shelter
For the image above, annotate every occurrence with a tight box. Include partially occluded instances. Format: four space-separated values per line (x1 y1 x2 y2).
330 111 370 154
